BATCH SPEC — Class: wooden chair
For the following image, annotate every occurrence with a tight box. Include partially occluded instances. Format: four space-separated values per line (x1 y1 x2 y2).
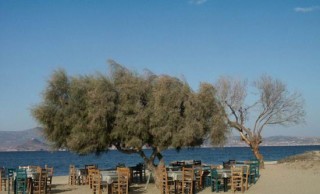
68 165 77 185
88 167 99 189
7 168 15 193
231 166 244 193
159 166 175 194
249 160 260 183
0 168 7 191
243 165 250 191
92 170 102 194
86 165 97 186
112 167 130 194
182 167 194 194
194 166 203 191
250 159 260 177
33 167 47 194
46 166 54 193
16 168 28 194
211 168 223 192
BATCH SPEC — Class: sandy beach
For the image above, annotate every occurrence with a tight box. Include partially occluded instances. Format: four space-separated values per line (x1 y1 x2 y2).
1 151 319 194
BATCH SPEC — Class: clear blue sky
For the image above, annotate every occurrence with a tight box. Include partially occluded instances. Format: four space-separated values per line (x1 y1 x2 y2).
1 0 319 137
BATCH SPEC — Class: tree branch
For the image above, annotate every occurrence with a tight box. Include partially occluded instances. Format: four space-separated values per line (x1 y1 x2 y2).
226 101 239 123
114 143 139 155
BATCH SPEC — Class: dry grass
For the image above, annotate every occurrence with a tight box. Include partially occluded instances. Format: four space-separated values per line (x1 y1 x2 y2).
278 150 320 163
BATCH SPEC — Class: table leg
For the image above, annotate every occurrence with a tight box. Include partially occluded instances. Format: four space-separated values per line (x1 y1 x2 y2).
223 178 228 192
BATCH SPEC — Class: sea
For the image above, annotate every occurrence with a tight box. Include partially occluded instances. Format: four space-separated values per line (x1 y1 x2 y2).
0 145 319 176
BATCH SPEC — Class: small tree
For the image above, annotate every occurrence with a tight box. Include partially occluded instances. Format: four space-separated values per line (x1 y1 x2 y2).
215 75 305 168
32 61 228 182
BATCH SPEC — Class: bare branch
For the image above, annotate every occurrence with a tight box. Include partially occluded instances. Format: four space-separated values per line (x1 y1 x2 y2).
216 75 305 166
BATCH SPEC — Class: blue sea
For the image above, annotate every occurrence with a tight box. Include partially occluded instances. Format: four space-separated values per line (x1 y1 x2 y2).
1 145 319 176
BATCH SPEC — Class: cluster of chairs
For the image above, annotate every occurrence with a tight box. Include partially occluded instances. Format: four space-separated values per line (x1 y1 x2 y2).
211 159 260 193
159 160 205 194
160 166 196 194
68 164 98 186
0 165 54 194
159 159 260 194
69 164 134 194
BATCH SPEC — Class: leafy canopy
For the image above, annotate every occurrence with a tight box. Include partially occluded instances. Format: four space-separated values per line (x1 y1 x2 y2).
32 62 228 159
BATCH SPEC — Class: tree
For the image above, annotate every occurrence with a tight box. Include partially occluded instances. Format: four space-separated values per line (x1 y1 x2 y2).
32 61 228 181
215 75 305 167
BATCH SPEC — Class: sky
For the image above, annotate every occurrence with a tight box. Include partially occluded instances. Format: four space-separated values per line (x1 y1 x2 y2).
0 0 319 137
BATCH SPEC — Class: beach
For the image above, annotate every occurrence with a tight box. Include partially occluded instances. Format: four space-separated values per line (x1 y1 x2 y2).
1 158 319 194
1 151 320 194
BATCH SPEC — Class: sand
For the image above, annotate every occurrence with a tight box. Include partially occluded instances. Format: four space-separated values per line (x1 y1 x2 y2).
1 151 320 194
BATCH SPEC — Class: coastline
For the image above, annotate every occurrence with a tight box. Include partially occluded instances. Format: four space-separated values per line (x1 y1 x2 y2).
1 160 319 194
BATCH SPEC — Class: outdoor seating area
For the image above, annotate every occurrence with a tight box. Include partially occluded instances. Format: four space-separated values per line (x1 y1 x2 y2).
0 159 260 194
160 159 260 194
0 165 54 194
68 162 146 194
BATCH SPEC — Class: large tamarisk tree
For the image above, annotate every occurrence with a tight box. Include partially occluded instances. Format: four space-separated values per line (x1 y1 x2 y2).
215 75 305 168
32 61 228 179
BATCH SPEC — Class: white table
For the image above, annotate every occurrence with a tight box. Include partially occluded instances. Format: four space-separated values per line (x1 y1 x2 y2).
167 171 183 181
100 170 118 184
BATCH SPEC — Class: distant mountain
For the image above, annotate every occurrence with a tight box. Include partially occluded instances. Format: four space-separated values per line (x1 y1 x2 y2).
1 128 320 151
0 127 50 151
15 138 49 151
224 135 320 147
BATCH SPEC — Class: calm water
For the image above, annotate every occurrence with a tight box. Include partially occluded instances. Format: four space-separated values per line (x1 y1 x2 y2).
0 145 319 176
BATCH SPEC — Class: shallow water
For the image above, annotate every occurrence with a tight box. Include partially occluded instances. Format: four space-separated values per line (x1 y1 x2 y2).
0 145 319 175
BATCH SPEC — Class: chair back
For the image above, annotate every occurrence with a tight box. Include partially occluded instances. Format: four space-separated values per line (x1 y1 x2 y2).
159 166 168 194
46 167 54 177
0 168 5 178
7 168 15 177
92 170 102 194
68 164 77 185
0 167 7 192
117 167 130 194
231 166 244 192
194 166 203 190
211 168 219 179
6 168 16 193
182 167 194 194
16 169 28 193
88 168 99 189
33 167 47 194
45 166 54 193
250 159 260 177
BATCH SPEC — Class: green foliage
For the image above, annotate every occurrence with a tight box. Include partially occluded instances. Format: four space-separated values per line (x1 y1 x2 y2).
32 62 228 161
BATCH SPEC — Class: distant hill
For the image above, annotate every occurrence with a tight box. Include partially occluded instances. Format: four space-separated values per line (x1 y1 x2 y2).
0 127 50 151
224 135 320 147
15 138 49 151
0 128 319 151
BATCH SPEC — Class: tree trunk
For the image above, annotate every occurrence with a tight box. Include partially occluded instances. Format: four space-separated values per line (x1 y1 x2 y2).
251 142 264 169
145 159 165 189
141 150 164 190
